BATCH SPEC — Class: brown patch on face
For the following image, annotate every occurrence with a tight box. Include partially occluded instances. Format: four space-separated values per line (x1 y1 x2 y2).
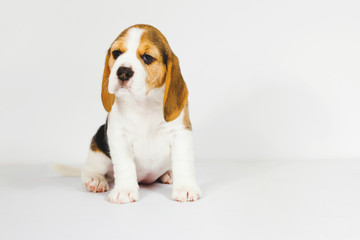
183 101 192 130
136 26 168 93
109 40 128 69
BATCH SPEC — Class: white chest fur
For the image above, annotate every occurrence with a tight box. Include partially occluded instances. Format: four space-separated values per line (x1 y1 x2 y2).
107 87 181 183
131 125 172 183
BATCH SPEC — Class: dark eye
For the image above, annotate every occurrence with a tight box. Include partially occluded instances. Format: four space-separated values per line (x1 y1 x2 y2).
112 50 122 59
141 54 155 65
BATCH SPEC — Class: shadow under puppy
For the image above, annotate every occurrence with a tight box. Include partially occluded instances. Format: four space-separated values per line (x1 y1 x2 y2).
56 24 201 204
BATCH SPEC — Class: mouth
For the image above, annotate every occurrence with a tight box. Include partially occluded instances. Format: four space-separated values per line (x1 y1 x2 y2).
116 81 130 89
114 82 131 95
121 81 129 87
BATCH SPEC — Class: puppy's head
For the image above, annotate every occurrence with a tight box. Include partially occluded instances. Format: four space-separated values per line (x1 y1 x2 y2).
101 24 188 122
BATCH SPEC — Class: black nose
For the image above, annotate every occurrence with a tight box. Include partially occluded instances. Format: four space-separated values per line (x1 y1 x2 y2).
117 67 134 81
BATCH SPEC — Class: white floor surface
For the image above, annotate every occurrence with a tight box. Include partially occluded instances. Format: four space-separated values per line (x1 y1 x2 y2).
1 160 359 240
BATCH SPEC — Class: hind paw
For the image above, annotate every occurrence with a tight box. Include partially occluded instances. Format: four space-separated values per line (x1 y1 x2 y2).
159 170 173 184
83 175 109 193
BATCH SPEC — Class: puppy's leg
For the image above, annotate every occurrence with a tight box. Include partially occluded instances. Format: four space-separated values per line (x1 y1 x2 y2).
81 150 112 193
171 130 202 202
159 170 173 184
107 123 139 204
81 124 113 193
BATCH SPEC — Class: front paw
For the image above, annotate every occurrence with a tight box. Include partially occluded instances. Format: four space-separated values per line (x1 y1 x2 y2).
108 186 139 204
172 184 202 202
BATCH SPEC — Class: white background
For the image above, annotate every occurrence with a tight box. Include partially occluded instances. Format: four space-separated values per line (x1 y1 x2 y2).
1 1 360 240
0 0 359 164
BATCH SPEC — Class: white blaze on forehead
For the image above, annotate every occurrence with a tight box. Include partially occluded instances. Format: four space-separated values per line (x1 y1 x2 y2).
108 27 148 98
124 27 144 55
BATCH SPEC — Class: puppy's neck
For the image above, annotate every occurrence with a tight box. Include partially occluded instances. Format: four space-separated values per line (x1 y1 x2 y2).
111 85 165 123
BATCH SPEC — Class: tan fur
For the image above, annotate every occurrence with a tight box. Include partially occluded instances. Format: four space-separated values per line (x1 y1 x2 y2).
137 35 166 93
183 102 192 130
101 49 115 112
101 31 129 113
163 52 188 122
90 136 100 152
110 40 127 59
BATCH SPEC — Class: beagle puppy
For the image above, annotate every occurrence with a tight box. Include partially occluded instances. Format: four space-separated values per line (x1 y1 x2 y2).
81 24 201 203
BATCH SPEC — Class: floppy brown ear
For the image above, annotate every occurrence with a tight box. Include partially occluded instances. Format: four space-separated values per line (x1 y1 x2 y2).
101 49 115 112
163 52 188 122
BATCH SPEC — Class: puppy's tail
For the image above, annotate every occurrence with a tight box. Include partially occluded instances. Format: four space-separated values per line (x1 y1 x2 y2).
53 164 81 177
